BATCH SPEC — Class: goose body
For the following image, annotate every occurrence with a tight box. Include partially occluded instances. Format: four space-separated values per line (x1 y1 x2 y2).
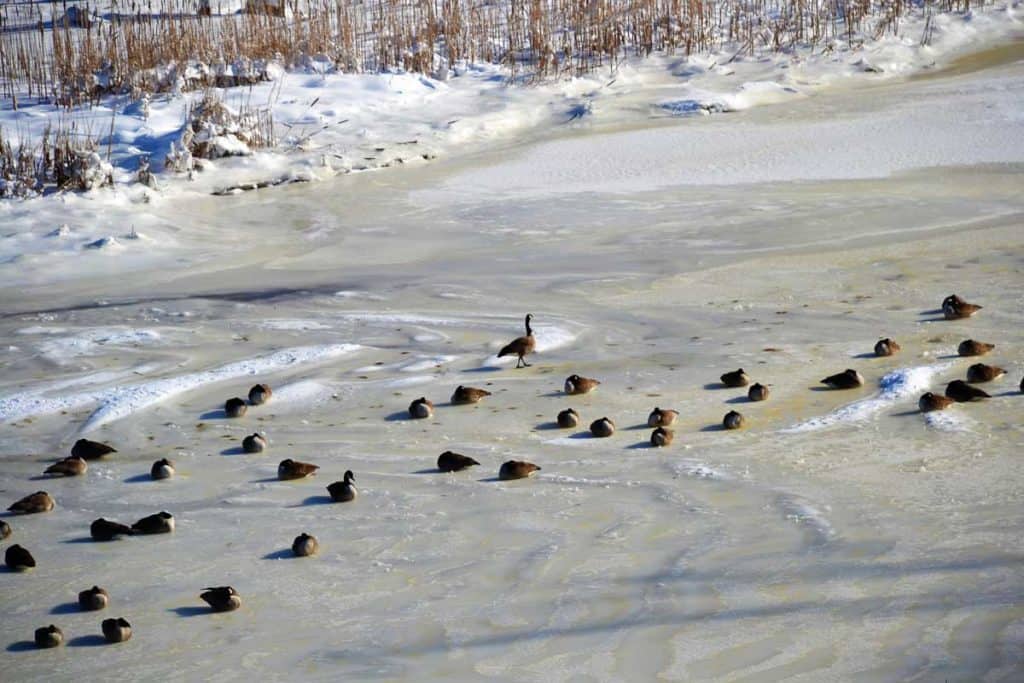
919 392 954 413
242 433 267 453
821 369 864 389
8 491 55 514
942 294 982 320
723 410 745 430
327 470 357 502
437 451 480 472
131 511 174 534
564 374 600 395
71 438 116 460
747 383 770 401
150 458 175 480
958 339 995 357
966 363 1005 383
79 586 109 611
945 380 990 402
499 460 541 480
408 397 434 419
44 456 87 477
91 518 134 541
874 338 900 357
451 385 491 404
277 458 319 480
248 383 272 405
650 427 674 447
102 617 132 643
557 408 580 428
498 314 536 368
34 625 63 648
292 533 319 557
720 369 750 388
647 407 678 428
201 586 241 612
590 417 615 438
225 397 247 418
5 544 36 571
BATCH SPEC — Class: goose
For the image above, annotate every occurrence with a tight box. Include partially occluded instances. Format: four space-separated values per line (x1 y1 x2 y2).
723 410 745 430
242 433 267 453
498 314 536 368
437 451 480 472
966 363 1005 383
408 397 434 419
0 519 10 539
957 339 995 357
150 458 175 480
564 374 600 395
327 471 357 502
650 427 674 447
277 459 319 480
91 518 134 541
945 380 989 402
557 408 580 428
225 397 247 418
71 438 116 460
248 383 272 405
747 383 770 401
44 456 87 477
942 294 982 320
590 417 615 437
131 511 174 534
821 369 864 389
8 491 55 514
720 369 750 388
918 392 954 412
292 533 319 557
79 586 109 611
5 544 36 571
200 586 241 612
102 617 132 643
34 625 63 648
499 460 541 480
647 407 678 428
451 386 491 404
874 338 900 357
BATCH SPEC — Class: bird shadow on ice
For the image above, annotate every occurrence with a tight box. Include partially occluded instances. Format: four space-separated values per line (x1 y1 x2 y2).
263 549 297 560
477 476 504 483
700 424 725 432
294 495 333 507
249 477 280 483
920 308 944 315
50 602 81 615
123 473 152 484
626 441 653 450
67 635 107 648
807 386 836 392
534 421 562 431
890 409 921 417
850 352 877 359
725 395 752 404
411 468 442 474
384 411 412 422
199 409 228 420
63 536 101 544
6 641 36 653
624 423 650 431
462 366 502 373
703 383 731 390
170 606 208 618
994 390 1021 397
220 446 246 456
537 391 564 398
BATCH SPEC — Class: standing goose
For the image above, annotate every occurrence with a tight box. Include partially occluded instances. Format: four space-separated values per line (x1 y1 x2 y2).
590 417 615 438
72 438 116 460
8 491 55 514
945 380 990 402
5 544 36 571
408 397 434 419
647 407 679 428
564 375 600 395
499 460 541 480
557 408 580 428
919 392 954 413
292 533 319 557
650 427 674 447
437 451 480 472
278 459 320 480
44 456 87 477
242 433 267 453
874 338 901 357
225 397 247 418
131 511 174 534
327 471 357 502
747 383 770 401
34 625 63 648
102 618 132 643
91 518 134 541
200 586 241 612
966 363 1005 383
451 386 491 405
498 314 536 368
723 410 745 430
79 586 109 611
942 294 982 320
248 383 272 405
958 339 995 357
821 369 864 389
150 458 175 480
720 369 750 388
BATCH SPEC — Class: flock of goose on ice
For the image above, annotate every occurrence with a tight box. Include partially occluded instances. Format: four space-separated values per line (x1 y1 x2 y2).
3 295 1019 649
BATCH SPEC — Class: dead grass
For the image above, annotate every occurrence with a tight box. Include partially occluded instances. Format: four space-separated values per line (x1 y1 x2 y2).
0 0 985 108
